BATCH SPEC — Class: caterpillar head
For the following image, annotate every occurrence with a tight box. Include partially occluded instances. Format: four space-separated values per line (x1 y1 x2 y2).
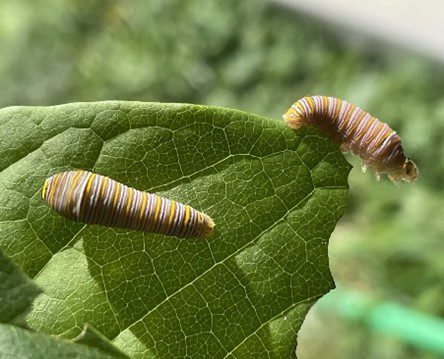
386 158 418 184
201 214 215 239
402 158 418 183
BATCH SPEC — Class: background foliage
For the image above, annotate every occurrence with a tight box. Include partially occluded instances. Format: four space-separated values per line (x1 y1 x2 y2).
1 0 443 358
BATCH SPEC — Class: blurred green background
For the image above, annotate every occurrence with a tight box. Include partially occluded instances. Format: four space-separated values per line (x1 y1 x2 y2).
1 0 443 358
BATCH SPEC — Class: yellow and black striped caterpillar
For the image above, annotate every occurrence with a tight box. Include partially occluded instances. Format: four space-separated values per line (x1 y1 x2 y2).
283 95 418 183
42 170 215 238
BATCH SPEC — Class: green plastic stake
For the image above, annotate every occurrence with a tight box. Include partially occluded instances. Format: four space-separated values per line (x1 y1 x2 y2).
321 289 444 355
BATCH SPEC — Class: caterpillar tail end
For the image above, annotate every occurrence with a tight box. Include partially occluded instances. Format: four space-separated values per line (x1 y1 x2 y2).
282 108 304 130
41 178 50 200
201 214 215 239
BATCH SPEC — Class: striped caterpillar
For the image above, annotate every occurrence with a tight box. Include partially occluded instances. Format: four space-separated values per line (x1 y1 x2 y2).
42 170 215 238
283 96 418 183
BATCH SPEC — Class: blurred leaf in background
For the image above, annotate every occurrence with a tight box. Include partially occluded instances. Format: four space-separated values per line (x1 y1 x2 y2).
1 0 444 358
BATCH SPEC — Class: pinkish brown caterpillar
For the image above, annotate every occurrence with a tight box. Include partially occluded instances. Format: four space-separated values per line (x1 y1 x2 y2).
283 96 418 183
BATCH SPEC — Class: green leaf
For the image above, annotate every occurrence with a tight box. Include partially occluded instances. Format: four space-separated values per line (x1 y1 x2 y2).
0 323 119 358
0 102 350 358
0 250 41 326
74 324 129 358
0 248 124 358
